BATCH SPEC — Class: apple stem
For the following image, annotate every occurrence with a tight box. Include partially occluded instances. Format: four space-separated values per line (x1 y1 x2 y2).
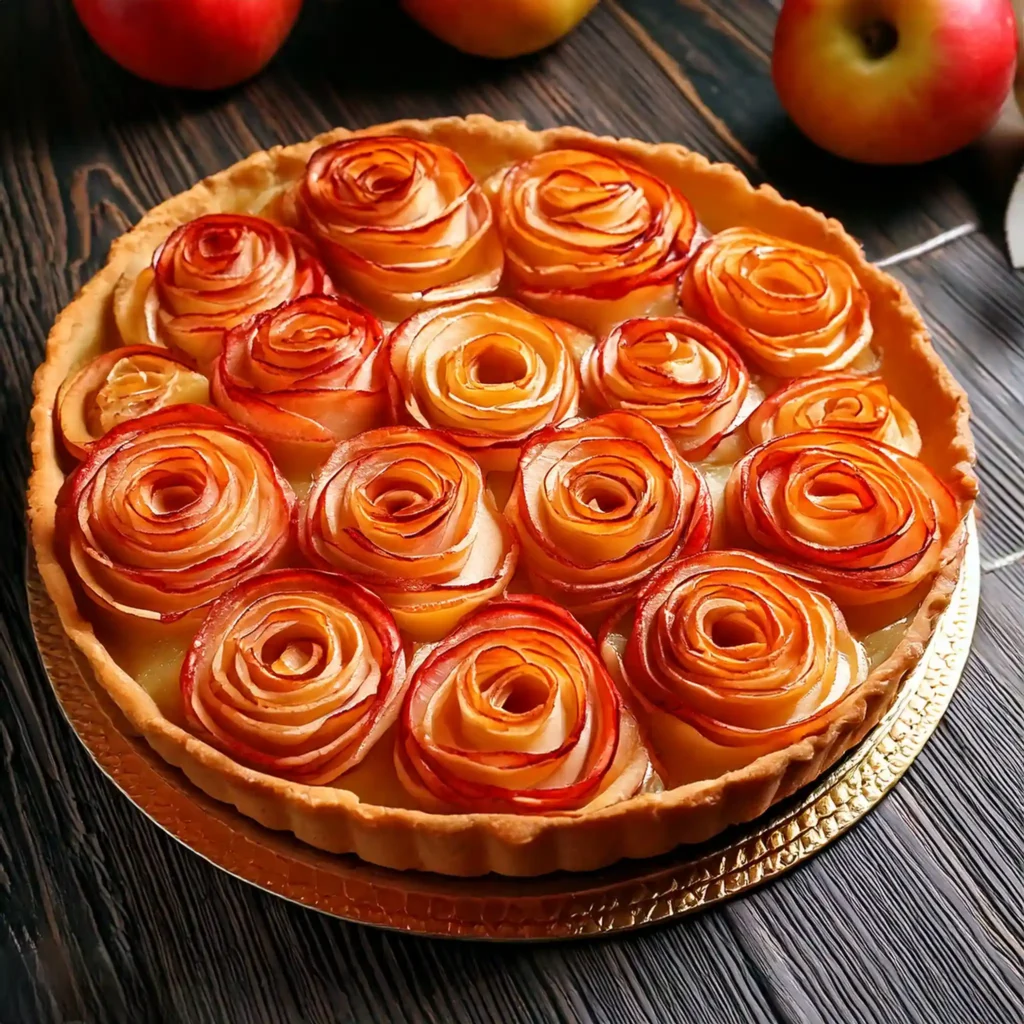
860 20 898 60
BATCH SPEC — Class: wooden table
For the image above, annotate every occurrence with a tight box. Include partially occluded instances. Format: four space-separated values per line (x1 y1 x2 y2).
2 2 1022 1021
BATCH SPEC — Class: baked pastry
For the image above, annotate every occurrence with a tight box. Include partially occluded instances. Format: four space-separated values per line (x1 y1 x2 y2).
29 116 975 876
210 293 389 484
582 315 760 460
56 345 210 459
506 411 711 623
387 296 589 472
299 424 516 641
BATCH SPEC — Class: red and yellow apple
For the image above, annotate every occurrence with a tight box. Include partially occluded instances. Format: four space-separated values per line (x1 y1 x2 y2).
401 0 598 58
773 0 1018 164
72 0 304 90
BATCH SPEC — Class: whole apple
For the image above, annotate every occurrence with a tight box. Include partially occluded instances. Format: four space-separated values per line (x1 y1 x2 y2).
72 0 304 90
773 0 1018 164
401 0 599 59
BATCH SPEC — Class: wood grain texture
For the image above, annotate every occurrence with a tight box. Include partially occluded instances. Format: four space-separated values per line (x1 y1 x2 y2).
1 1 1022 1022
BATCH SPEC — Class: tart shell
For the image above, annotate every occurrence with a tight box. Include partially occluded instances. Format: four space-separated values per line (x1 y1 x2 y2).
29 116 975 876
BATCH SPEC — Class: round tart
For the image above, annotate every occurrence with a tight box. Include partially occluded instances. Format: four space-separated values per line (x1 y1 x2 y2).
29 116 975 876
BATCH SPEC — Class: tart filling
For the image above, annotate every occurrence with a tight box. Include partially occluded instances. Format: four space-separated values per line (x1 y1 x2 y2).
56 345 211 459
210 293 388 487
56 405 294 631
601 550 866 786
487 148 700 333
746 372 921 454
182 569 406 785
293 136 504 320
506 411 712 623
299 425 516 642
582 315 761 460
115 213 335 370
396 595 653 813
388 296 589 472
725 430 960 623
680 227 874 376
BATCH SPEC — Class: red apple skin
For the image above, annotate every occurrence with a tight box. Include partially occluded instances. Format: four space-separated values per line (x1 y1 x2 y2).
773 0 1018 164
72 0 304 90
401 0 599 59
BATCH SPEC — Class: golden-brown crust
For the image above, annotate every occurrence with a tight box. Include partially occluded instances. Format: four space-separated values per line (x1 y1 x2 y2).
28 115 976 876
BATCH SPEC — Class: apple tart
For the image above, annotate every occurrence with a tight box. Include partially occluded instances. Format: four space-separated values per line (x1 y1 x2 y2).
29 116 975 876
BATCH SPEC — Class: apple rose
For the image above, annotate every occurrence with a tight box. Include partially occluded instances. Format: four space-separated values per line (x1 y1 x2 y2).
600 550 866 786
56 405 295 631
747 373 921 455
395 595 652 814
583 316 759 460
680 227 873 376
506 412 713 623
299 426 517 642
211 294 389 479
487 148 699 333
388 297 587 472
114 213 334 368
296 135 503 320
55 345 210 460
181 569 406 785
725 431 960 615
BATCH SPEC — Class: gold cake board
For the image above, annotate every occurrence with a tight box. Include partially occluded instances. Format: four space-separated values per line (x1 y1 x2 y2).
26 518 979 940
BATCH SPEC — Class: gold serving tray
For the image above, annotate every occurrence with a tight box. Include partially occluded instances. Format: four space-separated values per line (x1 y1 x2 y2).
26 517 978 940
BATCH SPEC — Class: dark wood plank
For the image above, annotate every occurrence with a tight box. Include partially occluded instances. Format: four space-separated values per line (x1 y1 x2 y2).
1 2 1022 1023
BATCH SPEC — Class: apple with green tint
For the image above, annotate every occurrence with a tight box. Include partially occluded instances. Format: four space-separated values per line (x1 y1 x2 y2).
401 0 598 59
